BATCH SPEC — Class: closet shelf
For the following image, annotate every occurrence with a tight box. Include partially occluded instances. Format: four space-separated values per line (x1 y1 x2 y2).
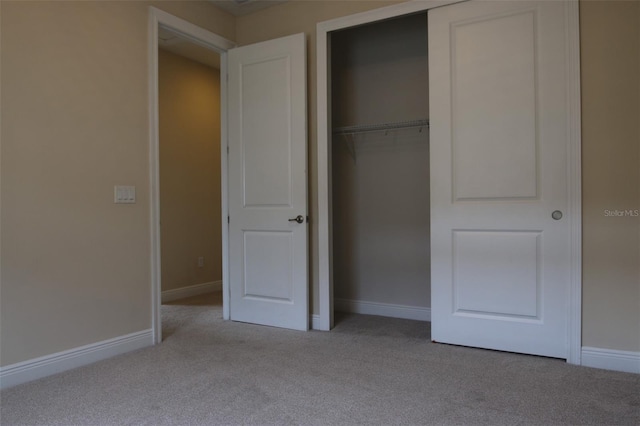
332 119 429 136
333 119 429 162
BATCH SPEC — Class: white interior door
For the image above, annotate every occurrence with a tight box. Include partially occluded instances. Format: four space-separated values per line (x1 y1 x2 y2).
429 1 570 358
228 33 308 331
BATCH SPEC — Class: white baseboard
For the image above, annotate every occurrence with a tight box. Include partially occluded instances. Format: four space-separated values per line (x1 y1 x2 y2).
581 347 640 374
0 329 154 389
310 314 322 330
335 298 431 322
161 280 221 303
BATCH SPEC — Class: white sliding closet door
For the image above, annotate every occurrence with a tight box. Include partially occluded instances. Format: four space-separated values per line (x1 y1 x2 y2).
429 1 571 358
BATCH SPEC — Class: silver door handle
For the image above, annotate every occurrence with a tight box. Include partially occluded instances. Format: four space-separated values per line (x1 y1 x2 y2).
288 215 304 224
552 210 563 220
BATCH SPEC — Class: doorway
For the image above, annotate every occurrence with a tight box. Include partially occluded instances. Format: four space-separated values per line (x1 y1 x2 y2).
158 29 222 338
149 8 235 343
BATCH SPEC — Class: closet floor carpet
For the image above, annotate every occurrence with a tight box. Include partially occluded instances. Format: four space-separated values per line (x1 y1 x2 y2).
1 293 638 425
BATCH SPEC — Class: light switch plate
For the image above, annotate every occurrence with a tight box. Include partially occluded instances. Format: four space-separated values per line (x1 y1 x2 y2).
114 186 136 204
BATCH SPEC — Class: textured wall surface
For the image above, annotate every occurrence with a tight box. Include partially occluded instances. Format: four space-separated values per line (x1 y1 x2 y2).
580 0 640 351
0 0 234 366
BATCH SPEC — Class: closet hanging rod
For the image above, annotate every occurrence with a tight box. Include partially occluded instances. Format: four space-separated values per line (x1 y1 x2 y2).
332 119 429 136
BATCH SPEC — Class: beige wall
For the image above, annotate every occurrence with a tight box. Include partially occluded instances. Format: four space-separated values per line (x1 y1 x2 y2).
580 0 640 352
159 50 222 293
0 1 234 366
237 0 640 352
0 0 638 369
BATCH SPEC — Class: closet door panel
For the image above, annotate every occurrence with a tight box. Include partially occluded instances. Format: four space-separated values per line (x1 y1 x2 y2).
451 10 538 201
430 0 570 358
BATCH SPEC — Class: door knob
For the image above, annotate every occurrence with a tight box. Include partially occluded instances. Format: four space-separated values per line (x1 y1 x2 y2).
289 215 304 224
552 210 563 220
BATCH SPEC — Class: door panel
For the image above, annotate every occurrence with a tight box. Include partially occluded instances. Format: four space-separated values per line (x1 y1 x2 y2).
244 231 294 301
452 9 538 201
453 231 541 319
430 1 569 358
241 56 293 207
228 33 308 331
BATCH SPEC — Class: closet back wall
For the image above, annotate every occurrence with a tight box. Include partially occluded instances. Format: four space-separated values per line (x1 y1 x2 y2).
331 14 430 315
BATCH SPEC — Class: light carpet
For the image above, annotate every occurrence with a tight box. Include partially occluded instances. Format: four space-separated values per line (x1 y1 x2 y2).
1 292 638 425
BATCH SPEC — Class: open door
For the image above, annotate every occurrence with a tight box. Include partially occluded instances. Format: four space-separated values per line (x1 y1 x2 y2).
429 1 571 358
227 33 308 331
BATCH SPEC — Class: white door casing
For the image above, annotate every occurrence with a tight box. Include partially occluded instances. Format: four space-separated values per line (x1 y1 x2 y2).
149 7 235 344
228 33 309 331
429 1 572 358
315 0 581 363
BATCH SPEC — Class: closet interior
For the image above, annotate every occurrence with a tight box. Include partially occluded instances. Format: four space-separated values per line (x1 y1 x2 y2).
331 13 431 322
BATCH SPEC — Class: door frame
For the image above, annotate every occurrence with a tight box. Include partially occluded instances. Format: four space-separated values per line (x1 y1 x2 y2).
148 7 235 344
315 0 583 364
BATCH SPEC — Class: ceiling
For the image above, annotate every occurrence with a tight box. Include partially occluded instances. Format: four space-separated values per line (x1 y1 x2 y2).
208 0 288 17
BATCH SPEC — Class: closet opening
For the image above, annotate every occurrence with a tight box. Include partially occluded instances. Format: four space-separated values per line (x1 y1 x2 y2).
329 13 431 328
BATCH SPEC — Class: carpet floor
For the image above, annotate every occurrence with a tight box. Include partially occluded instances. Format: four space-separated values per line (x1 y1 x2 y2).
1 292 638 425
